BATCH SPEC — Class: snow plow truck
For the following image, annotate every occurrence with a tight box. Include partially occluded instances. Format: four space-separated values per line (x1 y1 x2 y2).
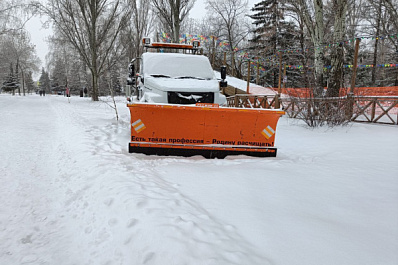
126 38 284 158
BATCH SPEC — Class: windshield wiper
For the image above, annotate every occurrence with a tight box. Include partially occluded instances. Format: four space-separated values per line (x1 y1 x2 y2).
174 76 205 80
150 74 171 78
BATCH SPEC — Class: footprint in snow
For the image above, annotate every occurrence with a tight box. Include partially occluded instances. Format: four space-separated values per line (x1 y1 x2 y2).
21 234 33 244
143 252 155 264
85 227 92 234
108 218 118 227
103 198 114 206
126 218 138 228
136 200 147 208
20 255 38 264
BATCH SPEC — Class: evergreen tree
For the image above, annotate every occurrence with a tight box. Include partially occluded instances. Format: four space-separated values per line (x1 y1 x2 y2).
111 64 121 95
69 60 82 95
25 71 35 94
250 0 281 49
38 68 51 93
51 58 66 93
249 0 298 87
1 63 19 94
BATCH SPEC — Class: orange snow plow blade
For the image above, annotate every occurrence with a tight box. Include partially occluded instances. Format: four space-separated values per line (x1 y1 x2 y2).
127 103 284 158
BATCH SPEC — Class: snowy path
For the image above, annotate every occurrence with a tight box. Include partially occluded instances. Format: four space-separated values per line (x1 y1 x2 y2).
0 96 77 263
1 94 397 265
0 96 93 264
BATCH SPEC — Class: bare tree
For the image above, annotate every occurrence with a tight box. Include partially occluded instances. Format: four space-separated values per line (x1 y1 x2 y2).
37 0 131 101
205 0 251 78
45 30 88 95
205 0 249 53
368 0 384 86
346 0 365 39
381 0 398 86
123 0 154 60
0 0 34 36
360 0 397 86
151 0 196 43
383 0 398 30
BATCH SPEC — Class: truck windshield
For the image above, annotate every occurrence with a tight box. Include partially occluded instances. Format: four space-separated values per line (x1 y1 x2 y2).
143 53 215 80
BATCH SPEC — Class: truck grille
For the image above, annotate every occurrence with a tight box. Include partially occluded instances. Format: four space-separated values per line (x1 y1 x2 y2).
167 92 214 104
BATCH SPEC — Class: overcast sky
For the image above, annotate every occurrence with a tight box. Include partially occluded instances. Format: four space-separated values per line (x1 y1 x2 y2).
25 0 257 78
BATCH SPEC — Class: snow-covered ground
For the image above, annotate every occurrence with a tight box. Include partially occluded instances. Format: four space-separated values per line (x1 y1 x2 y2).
1 94 397 265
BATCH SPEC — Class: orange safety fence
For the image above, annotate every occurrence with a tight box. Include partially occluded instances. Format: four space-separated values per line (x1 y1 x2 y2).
349 86 398 97
269 86 398 97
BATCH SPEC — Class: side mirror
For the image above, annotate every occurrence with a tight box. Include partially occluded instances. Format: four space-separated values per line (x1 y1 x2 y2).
127 63 136 85
220 65 227 88
127 77 135 86
128 63 135 78
221 66 227 80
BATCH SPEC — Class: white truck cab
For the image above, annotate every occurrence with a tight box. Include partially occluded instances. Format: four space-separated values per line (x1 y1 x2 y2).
127 39 227 105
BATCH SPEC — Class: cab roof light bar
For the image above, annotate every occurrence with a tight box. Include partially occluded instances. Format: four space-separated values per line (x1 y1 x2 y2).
142 38 201 53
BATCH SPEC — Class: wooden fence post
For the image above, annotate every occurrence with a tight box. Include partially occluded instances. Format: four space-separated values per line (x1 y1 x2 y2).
246 60 251 94
345 92 354 120
371 98 376 121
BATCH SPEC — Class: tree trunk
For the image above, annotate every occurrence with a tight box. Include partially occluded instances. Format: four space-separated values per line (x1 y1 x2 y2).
91 70 99 101
313 49 324 97
327 0 347 97
313 0 325 97
90 0 99 101
16 59 21 96
371 0 382 86
299 0 325 97
21 69 26 96
299 20 309 89
380 37 385 87
172 5 180 43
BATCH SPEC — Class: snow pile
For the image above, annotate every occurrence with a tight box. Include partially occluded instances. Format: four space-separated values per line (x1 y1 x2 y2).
215 71 276 95
0 94 397 265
